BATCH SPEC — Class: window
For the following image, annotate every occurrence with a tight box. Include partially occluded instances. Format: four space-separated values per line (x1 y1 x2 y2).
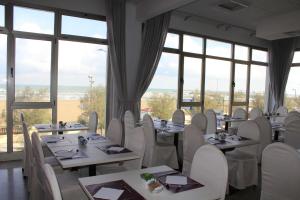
293 51 300 63
205 59 231 114
58 41 107 132
0 34 6 152
15 38 51 102
141 52 179 120
234 45 249 61
61 15 106 39
183 57 202 102
183 35 203 54
249 65 266 110
285 67 300 111
234 64 248 102
164 33 179 49
206 39 232 58
0 5 4 27
252 49 268 63
13 6 54 34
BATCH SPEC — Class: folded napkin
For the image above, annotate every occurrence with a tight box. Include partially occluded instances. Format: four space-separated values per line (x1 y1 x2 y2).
93 187 124 200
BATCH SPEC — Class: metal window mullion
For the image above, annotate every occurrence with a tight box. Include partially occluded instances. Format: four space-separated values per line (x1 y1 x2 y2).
58 34 107 45
229 44 235 116
200 39 206 113
178 33 183 109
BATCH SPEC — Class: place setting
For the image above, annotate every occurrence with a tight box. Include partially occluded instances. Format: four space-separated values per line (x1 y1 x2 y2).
96 144 132 155
54 148 88 160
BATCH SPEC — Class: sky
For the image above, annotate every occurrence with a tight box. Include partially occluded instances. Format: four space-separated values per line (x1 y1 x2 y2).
0 5 299 96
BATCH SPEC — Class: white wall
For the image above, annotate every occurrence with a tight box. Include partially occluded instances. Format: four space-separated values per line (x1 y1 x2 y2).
16 0 106 15
170 13 270 48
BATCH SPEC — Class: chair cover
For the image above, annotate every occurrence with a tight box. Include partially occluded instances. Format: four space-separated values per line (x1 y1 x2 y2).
261 143 300 200
172 109 185 124
142 114 178 169
22 121 33 190
249 108 263 120
254 116 272 163
190 144 228 200
284 112 300 125
274 106 288 123
205 109 217 134
231 108 247 128
226 120 260 189
191 113 207 132
88 111 98 133
43 164 62 200
182 124 205 176
106 118 122 145
285 118 300 149
124 110 135 147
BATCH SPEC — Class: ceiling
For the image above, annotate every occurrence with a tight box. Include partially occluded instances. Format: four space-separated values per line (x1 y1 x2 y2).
177 0 300 31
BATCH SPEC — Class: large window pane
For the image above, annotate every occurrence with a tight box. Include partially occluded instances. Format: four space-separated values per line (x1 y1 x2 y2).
205 59 231 114
0 34 6 152
14 6 54 34
15 38 51 102
249 65 266 110
285 67 300 111
183 35 203 54
252 49 268 63
0 5 4 27
58 40 107 132
61 15 107 39
234 64 248 102
206 39 232 58
183 57 202 102
141 52 178 120
164 33 179 49
13 109 52 152
293 51 300 63
234 45 249 61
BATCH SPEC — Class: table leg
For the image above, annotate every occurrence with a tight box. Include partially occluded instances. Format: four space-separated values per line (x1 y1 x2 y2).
89 165 96 176
274 130 279 141
225 121 229 131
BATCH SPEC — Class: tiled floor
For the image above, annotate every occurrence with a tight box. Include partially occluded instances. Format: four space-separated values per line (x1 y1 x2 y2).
0 161 260 200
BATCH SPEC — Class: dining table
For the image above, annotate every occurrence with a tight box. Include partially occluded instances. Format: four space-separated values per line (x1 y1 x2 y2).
34 122 89 134
79 165 219 200
217 116 247 131
204 133 260 153
41 133 140 176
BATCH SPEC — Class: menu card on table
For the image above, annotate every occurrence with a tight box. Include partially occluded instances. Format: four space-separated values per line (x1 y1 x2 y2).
85 180 145 200
97 144 132 155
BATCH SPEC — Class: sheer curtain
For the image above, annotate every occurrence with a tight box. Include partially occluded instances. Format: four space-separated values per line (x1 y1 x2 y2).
106 0 171 124
268 38 296 112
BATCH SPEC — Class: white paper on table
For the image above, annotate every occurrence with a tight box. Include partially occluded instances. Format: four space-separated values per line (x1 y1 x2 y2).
93 187 124 200
107 146 125 152
165 176 187 185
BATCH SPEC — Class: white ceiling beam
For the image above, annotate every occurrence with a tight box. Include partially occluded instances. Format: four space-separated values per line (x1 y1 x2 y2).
136 0 197 21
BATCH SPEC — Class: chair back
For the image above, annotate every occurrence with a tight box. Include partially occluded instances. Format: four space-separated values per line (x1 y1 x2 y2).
124 110 136 147
285 118 300 149
20 112 25 123
106 118 122 145
172 109 185 125
254 116 272 162
249 108 263 120
191 113 207 132
88 111 98 133
233 108 247 119
43 164 62 200
276 106 288 115
22 121 32 176
182 124 205 176
205 109 217 134
142 114 156 167
261 143 300 200
125 127 145 169
284 112 300 125
237 120 260 158
190 144 228 200
31 132 45 168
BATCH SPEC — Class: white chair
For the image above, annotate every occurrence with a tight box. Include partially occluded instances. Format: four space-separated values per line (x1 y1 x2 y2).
182 124 205 176
254 116 272 163
274 106 288 123
172 109 185 124
231 108 247 127
43 164 62 200
124 110 136 147
285 118 300 149
249 108 263 120
191 113 207 133
142 114 178 169
261 143 300 200
205 109 217 134
106 118 122 145
190 144 228 200
88 111 98 133
97 127 146 174
226 120 260 189
284 111 300 125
